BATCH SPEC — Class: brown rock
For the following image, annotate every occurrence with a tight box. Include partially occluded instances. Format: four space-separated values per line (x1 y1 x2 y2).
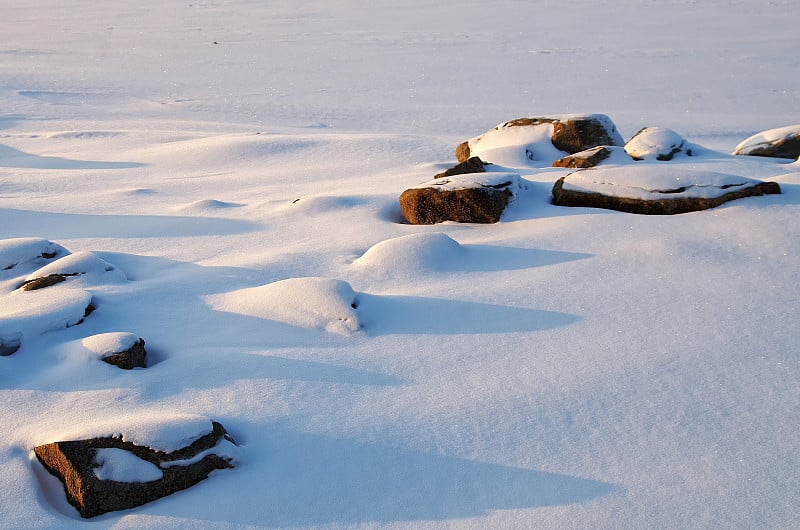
34 421 235 518
733 126 800 159
456 114 624 163
20 273 80 291
553 146 613 168
433 156 486 178
101 338 147 369
400 173 518 224
551 173 781 215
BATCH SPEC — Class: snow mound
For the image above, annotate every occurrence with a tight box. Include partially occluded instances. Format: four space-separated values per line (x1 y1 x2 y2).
51 413 217 453
93 448 164 482
0 288 92 342
178 199 244 213
80 332 141 355
0 238 69 272
624 127 691 161
25 251 127 285
354 232 466 274
207 277 360 334
560 166 767 200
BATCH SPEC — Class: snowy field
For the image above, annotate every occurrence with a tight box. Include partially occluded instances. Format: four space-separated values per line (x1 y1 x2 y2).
1 1 799 528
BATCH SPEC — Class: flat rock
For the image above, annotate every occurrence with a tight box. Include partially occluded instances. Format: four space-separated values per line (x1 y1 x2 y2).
552 166 781 214
456 114 624 166
34 420 236 518
733 125 800 159
399 172 521 224
624 127 693 161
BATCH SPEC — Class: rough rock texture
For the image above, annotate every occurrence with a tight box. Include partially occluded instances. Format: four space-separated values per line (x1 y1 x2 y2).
34 421 235 518
434 156 486 178
456 114 624 162
553 146 614 168
101 338 148 369
400 173 519 224
624 127 691 161
552 171 781 215
21 273 80 291
733 125 800 159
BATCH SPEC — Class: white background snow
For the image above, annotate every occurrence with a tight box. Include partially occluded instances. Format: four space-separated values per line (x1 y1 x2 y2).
1 1 799 528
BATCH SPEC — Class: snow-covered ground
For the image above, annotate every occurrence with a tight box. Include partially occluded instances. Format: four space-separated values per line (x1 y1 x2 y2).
1 1 799 528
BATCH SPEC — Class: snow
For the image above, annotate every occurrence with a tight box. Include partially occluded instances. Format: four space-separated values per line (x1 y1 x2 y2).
79 332 140 356
93 448 163 483
623 126 689 160
560 166 765 200
24 251 127 285
1 1 799 528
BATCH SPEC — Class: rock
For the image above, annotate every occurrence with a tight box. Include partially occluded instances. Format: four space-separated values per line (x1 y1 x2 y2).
552 146 627 168
400 172 520 224
21 273 78 291
78 332 148 369
34 421 236 518
433 156 486 178
733 125 800 159
551 166 781 215
624 127 692 161
0 334 21 356
455 114 624 165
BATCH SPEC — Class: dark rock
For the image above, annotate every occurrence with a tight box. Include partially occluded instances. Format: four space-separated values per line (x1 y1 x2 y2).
456 114 624 162
0 335 21 356
400 173 519 224
21 273 80 291
101 338 147 369
434 156 487 178
34 421 236 518
733 126 800 159
551 168 781 215
553 146 613 168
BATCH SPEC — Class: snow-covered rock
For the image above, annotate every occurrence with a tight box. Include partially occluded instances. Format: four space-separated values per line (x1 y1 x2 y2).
552 166 781 214
207 277 360 334
456 114 624 167
624 127 692 161
34 418 236 518
78 332 148 369
399 172 522 224
552 145 634 168
22 251 126 289
733 125 800 159
354 232 466 275
0 238 69 273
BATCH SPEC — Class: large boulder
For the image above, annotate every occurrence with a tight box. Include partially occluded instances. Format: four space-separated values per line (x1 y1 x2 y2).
552 166 781 215
733 125 800 159
624 127 692 161
34 419 236 518
400 172 521 224
455 114 624 166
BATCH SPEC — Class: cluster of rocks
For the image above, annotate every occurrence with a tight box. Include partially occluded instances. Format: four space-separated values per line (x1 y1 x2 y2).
0 238 236 517
398 116 792 222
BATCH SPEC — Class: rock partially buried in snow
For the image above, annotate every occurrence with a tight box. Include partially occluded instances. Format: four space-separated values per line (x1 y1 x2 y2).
207 277 360 334
456 114 624 166
0 288 94 354
0 238 69 272
551 166 781 215
80 332 148 369
399 172 521 224
34 419 236 518
733 125 800 159
433 156 487 179
552 145 634 168
21 251 126 290
624 127 692 161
